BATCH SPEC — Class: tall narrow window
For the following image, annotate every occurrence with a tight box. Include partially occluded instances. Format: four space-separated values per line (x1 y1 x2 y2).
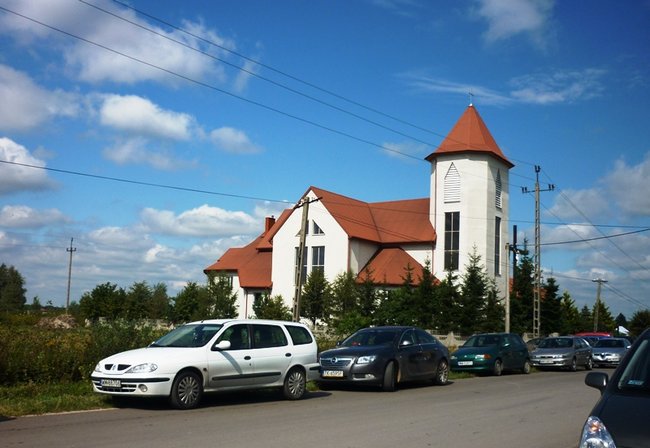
444 163 461 203
495 170 502 209
312 246 325 274
494 216 501 275
444 211 460 271
294 246 307 286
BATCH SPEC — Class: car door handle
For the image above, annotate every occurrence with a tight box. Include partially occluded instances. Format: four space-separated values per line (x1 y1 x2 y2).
285 353 292 357
244 356 251 360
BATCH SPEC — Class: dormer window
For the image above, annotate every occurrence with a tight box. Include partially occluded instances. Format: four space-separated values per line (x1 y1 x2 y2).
312 221 324 235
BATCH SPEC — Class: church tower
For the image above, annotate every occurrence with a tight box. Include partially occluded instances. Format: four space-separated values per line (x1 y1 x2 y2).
426 104 514 295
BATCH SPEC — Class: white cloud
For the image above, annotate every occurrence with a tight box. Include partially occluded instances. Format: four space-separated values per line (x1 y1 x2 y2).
99 94 194 140
510 69 606 104
0 65 79 132
102 137 195 170
141 205 260 237
0 205 68 228
400 72 512 105
474 0 554 47
210 127 262 154
605 154 650 217
0 137 55 194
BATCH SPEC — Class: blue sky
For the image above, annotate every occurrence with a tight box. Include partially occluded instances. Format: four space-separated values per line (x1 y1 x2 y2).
0 0 649 319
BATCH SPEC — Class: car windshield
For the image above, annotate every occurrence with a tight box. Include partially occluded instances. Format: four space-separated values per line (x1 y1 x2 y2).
341 330 398 347
538 338 573 349
463 335 501 348
595 339 625 348
617 338 650 392
150 323 223 348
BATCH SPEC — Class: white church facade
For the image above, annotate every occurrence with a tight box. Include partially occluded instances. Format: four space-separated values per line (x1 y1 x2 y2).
205 105 513 319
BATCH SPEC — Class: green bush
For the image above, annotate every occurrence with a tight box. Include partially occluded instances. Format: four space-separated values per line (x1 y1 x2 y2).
0 320 168 386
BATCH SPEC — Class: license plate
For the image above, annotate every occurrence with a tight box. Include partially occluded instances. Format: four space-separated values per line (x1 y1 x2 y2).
101 379 121 388
458 361 473 366
540 359 554 364
322 370 344 378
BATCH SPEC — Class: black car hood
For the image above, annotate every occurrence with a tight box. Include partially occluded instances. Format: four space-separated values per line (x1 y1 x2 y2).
594 392 650 448
320 345 392 358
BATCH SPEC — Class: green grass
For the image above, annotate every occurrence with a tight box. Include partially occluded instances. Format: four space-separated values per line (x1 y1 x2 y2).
0 382 113 418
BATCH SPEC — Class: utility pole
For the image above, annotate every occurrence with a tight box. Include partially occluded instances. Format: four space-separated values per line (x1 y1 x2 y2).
504 225 519 333
592 278 608 332
66 238 76 312
292 196 321 322
522 166 554 338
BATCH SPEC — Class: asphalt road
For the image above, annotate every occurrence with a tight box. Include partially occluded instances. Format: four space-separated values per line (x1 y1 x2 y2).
1 368 605 448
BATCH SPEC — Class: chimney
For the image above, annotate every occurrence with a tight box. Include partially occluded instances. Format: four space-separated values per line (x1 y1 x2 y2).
264 216 275 233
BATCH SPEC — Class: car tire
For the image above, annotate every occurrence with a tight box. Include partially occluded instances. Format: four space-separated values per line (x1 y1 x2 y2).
585 357 593 371
170 370 203 410
521 359 531 374
283 367 306 400
493 359 503 376
433 359 449 385
570 357 578 372
382 361 397 392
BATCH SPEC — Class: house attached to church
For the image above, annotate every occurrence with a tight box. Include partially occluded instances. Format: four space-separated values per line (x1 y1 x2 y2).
204 105 514 319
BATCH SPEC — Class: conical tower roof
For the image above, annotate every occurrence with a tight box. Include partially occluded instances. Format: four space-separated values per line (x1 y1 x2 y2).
425 105 514 168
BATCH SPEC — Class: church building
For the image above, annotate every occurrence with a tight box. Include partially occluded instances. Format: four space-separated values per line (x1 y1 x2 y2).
204 105 513 319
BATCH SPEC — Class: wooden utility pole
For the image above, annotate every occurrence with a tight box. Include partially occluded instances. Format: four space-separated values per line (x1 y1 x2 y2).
522 166 554 338
66 238 76 312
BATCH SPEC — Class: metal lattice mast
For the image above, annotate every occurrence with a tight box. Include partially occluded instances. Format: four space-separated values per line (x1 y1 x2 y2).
522 166 554 338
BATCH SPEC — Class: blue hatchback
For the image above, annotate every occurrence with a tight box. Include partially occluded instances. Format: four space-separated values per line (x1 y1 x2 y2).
450 332 531 376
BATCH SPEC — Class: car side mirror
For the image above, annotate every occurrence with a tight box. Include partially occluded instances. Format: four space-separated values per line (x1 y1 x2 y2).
213 340 231 351
585 372 608 394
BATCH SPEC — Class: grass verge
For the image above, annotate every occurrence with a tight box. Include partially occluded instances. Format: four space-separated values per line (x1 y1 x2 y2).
0 382 112 418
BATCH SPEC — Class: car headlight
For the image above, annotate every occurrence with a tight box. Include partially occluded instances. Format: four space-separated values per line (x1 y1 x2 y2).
94 363 101 372
579 416 616 448
126 363 158 374
475 354 492 360
450 355 457 360
356 355 377 364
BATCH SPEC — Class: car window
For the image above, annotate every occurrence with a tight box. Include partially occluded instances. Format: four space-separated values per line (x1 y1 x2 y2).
416 329 437 344
400 330 417 346
617 338 650 392
216 324 251 350
539 338 572 349
285 325 313 345
464 335 499 347
342 330 398 347
252 324 288 348
152 323 223 348
596 339 625 348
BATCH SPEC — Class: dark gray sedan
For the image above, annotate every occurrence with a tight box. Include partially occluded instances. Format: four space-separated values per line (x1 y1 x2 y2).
318 326 449 391
580 328 650 447
530 336 593 371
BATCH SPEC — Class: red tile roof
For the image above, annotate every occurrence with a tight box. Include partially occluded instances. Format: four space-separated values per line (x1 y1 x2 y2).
426 105 514 168
357 247 424 286
310 186 436 244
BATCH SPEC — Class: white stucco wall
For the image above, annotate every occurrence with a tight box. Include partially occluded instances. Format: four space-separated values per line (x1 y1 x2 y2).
429 153 509 295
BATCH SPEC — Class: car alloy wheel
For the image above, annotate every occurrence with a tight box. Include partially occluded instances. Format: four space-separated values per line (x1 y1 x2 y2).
434 359 449 385
521 359 531 374
493 359 503 376
382 361 397 392
170 371 203 410
283 368 306 400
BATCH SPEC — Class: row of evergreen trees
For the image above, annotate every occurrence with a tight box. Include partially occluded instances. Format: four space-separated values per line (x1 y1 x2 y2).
3 249 649 338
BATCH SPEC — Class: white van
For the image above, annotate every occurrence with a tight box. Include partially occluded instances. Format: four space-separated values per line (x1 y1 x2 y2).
91 319 319 409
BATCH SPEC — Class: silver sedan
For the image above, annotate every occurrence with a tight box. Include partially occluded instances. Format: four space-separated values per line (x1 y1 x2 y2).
530 336 593 371
591 337 631 367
